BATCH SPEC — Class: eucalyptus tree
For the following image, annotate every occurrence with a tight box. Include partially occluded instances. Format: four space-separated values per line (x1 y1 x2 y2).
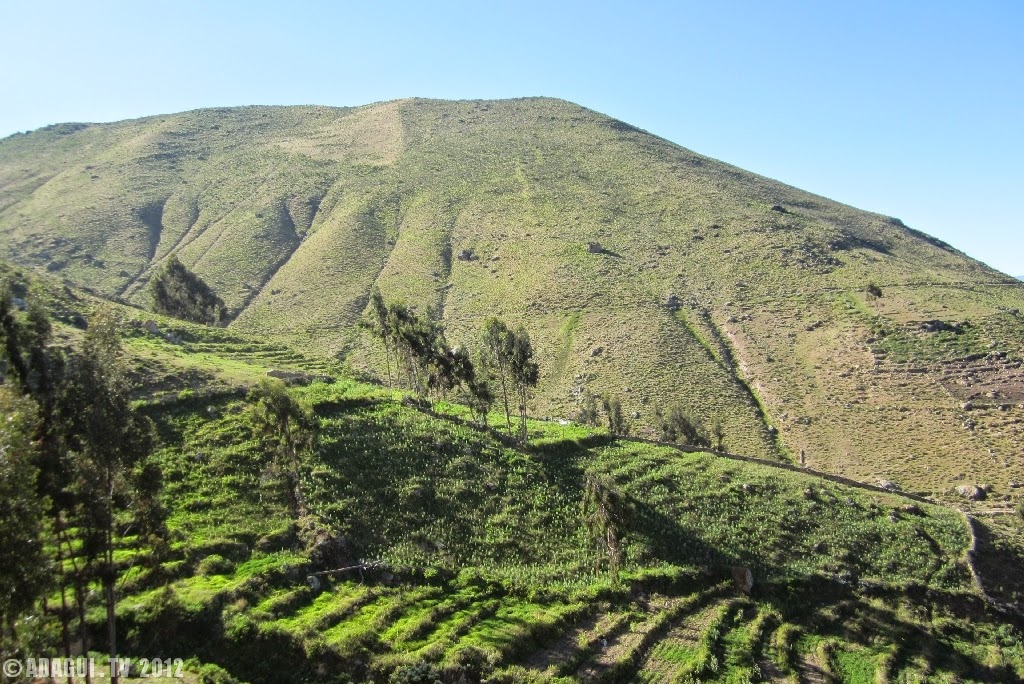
249 377 318 519
60 307 165 684
582 474 632 584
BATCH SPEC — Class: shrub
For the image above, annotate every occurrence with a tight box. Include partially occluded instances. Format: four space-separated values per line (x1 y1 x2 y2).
390 662 443 684
197 663 242 684
654 404 709 446
196 554 235 576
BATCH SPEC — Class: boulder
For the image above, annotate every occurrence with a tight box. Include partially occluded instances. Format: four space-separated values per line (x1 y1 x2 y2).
587 242 603 254
143 320 161 335
266 369 314 384
877 480 899 492
955 484 986 501
665 294 682 311
731 566 754 594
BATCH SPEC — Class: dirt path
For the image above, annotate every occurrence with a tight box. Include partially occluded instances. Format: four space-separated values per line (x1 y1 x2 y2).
797 651 829 684
634 596 732 684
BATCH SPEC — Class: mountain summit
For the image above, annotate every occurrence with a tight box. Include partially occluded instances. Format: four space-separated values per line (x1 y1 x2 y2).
2 97 1023 496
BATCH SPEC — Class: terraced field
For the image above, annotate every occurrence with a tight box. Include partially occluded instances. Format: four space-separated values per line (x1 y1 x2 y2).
3 262 1024 683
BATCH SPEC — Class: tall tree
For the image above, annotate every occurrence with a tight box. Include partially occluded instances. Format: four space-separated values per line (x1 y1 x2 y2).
61 306 164 684
249 378 318 519
0 281 74 663
362 288 395 387
582 474 632 585
601 394 630 436
577 391 601 427
481 319 515 435
0 385 49 660
509 326 540 443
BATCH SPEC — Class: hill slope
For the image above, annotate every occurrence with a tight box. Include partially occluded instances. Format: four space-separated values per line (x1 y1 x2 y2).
2 98 1024 501
3 259 1023 683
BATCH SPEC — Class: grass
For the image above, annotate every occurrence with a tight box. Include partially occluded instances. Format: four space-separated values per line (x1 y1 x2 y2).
91 370 1020 682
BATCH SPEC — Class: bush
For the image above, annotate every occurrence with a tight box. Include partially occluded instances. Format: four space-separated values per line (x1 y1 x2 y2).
390 662 443 684
196 554 235 576
197 662 242 684
654 404 709 446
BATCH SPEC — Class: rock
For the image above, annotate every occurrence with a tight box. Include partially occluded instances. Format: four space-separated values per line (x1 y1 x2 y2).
665 294 682 311
980 483 994 493
456 248 477 261
877 480 899 492
955 484 986 501
962 401 974 411
631 411 640 419
731 566 754 594
1009 481 1021 489
900 504 923 515
587 241 603 254
266 369 315 384
590 347 604 357
770 204 787 213
143 320 161 335
920 320 963 333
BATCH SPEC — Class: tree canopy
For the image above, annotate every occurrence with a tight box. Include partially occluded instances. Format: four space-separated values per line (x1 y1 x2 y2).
150 255 228 325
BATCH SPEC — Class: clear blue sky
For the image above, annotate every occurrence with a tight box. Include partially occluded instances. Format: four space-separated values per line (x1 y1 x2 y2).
2 1 1021 274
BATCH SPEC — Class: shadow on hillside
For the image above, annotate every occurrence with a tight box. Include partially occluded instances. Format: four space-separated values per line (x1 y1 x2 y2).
764 576 1024 682
971 517 1024 612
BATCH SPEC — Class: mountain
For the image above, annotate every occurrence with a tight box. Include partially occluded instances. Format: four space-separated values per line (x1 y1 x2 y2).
2 97 1024 503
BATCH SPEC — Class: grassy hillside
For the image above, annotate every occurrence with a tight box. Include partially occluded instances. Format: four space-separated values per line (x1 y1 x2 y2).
3 262 1023 683
2 98 1024 506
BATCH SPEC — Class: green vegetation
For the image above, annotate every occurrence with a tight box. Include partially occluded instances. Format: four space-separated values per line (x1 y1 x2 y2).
150 254 228 325
0 273 1020 682
3 98 1024 681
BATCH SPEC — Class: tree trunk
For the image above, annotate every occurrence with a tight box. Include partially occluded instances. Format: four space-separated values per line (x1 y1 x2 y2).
284 422 307 519
518 386 528 443
106 472 117 684
495 358 512 435
105 576 118 684
55 519 75 674
383 339 394 388
74 583 91 684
